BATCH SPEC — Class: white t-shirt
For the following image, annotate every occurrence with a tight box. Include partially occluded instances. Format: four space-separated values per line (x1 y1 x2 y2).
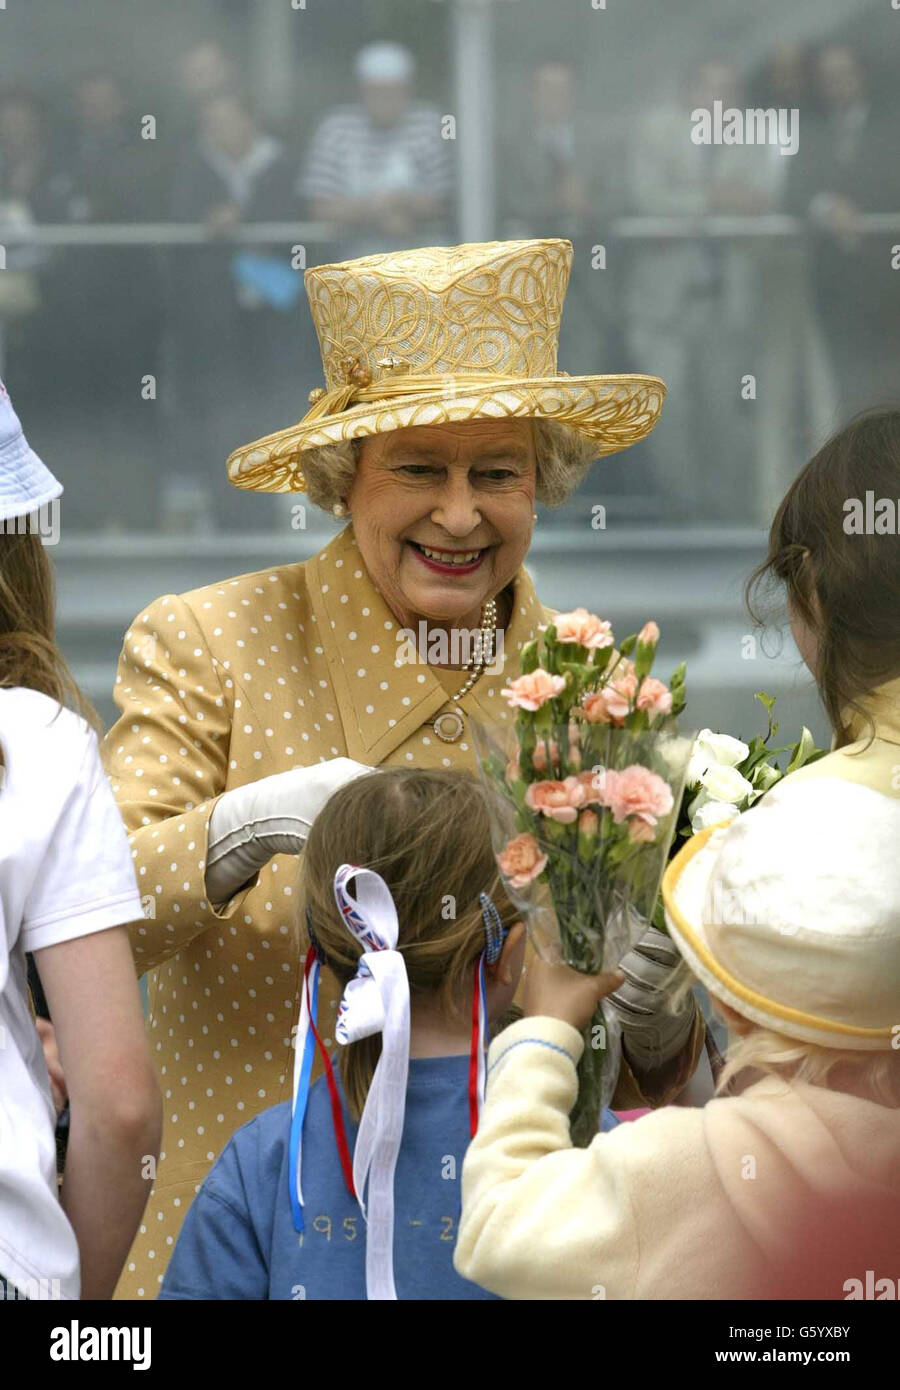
0 687 144 1299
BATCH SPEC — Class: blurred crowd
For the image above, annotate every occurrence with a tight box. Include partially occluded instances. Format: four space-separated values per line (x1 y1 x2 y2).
1 36 898 530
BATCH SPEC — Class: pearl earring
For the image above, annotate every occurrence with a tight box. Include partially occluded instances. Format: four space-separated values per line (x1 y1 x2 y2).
333 502 346 518
533 512 538 521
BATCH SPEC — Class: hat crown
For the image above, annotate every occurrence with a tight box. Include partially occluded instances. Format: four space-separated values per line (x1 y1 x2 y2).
304 238 572 391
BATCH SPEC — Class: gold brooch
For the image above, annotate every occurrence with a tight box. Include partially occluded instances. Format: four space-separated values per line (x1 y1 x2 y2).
375 352 410 376
340 355 372 388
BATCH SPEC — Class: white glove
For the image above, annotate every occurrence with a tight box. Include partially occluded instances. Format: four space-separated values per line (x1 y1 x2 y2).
606 924 697 1072
204 758 374 908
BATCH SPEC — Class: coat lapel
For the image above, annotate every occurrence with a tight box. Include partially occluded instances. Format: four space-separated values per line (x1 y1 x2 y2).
306 524 554 764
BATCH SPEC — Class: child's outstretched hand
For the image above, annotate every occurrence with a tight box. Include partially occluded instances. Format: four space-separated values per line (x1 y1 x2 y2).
522 957 625 1032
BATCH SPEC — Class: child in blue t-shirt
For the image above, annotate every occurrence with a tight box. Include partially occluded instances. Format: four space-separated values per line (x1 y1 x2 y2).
160 766 620 1300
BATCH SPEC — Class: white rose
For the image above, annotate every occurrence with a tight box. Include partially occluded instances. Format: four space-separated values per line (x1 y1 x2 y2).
691 799 740 834
688 731 736 786
698 761 754 806
688 731 750 789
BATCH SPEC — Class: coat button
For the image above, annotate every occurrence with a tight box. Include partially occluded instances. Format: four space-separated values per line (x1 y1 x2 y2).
433 709 465 742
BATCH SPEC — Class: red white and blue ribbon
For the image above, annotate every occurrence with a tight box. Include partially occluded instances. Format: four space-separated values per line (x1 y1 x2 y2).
468 954 489 1133
333 863 410 1302
290 946 355 1234
289 950 320 1232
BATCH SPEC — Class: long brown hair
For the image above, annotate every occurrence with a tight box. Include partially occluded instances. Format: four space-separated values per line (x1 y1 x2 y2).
0 530 101 769
297 766 520 1120
746 409 900 747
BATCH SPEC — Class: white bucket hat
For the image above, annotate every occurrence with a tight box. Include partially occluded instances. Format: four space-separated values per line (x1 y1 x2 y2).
355 41 414 84
0 378 63 523
662 776 900 1050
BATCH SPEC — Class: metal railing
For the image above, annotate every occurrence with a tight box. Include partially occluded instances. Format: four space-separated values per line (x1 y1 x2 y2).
609 212 900 238
3 211 900 247
0 220 335 247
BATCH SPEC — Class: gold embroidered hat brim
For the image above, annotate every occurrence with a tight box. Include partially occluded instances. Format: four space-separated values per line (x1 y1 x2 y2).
227 372 666 494
225 237 665 495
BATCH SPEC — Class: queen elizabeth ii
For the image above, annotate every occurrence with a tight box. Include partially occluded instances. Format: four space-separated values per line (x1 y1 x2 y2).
104 238 704 1297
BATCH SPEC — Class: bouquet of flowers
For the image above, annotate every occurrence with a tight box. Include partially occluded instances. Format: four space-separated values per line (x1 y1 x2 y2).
471 609 695 1146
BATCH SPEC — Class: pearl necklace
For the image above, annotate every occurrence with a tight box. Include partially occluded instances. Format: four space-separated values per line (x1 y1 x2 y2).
432 596 498 742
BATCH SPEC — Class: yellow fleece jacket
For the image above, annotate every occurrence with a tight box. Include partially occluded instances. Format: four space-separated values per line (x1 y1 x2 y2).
455 1016 900 1300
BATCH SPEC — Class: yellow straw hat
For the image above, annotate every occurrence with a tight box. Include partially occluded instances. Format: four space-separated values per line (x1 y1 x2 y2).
662 777 900 1051
227 237 666 495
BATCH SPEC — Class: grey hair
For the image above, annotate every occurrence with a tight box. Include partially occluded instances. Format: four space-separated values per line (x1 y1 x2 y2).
299 418 601 513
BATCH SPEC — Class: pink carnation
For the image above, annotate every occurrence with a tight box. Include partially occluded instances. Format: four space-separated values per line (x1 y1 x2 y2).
580 669 638 726
501 668 566 711
638 621 660 645
525 776 587 824
597 764 674 828
496 833 548 888
636 677 672 718
542 607 614 650
580 691 610 725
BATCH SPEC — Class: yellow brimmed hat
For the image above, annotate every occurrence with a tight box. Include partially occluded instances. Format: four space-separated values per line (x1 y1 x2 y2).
662 777 900 1051
227 238 666 495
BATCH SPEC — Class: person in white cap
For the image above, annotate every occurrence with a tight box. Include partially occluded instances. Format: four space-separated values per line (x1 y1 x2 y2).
0 379 161 1299
454 776 900 1300
300 41 452 258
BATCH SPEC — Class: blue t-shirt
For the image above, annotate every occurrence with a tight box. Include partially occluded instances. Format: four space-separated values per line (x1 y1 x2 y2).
160 1052 621 1301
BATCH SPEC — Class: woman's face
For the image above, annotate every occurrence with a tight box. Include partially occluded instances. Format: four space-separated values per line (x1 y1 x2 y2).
346 419 538 629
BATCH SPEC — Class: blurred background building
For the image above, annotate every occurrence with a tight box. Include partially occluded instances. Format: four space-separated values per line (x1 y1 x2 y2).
3 0 899 744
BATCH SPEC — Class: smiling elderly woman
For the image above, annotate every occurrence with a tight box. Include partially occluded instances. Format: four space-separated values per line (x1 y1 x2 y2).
299 417 595 664
103 239 704 1298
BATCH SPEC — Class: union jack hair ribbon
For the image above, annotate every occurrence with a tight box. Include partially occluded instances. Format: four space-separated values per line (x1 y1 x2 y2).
469 891 508 1134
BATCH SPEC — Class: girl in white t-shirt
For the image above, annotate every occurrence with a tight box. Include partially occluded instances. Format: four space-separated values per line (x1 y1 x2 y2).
0 380 161 1300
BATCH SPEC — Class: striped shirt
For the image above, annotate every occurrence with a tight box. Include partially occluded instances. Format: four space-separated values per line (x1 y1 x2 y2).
300 102 453 203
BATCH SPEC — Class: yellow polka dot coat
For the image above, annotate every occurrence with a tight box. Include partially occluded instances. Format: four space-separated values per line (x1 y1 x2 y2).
103 522 703 1298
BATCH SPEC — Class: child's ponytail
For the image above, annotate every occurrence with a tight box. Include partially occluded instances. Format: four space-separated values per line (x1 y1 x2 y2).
297 767 520 1121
